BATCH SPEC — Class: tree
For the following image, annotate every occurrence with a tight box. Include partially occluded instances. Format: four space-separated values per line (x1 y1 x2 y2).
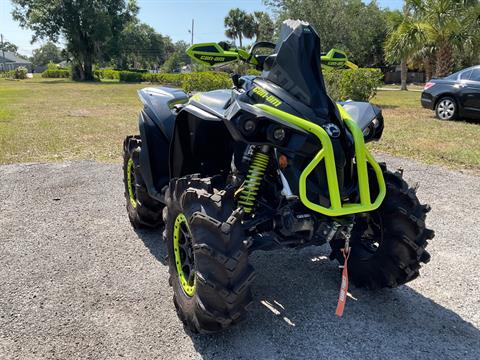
31 42 63 67
252 11 275 42
114 22 171 69
12 0 138 81
224 8 256 47
384 6 417 90
385 0 480 79
264 0 388 67
161 41 190 72
0 41 18 53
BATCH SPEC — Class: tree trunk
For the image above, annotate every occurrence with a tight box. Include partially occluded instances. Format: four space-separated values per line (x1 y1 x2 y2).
400 58 408 91
435 43 453 78
83 55 94 81
72 61 84 81
239 34 243 48
424 56 435 82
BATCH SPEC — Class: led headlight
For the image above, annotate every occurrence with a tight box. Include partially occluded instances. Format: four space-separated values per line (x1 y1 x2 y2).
273 127 286 141
243 119 256 133
362 126 371 137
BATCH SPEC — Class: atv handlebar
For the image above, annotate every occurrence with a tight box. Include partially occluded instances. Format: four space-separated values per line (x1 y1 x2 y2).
186 42 358 71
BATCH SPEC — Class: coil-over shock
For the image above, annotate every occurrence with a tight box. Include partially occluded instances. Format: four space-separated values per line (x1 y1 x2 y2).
238 146 270 213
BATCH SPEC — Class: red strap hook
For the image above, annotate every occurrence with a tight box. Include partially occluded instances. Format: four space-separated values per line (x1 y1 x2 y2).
335 246 350 317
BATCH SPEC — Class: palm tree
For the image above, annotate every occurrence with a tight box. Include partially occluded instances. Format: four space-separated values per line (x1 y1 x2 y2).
242 14 256 43
408 46 436 81
385 0 480 85
252 12 275 42
224 8 256 48
385 15 429 89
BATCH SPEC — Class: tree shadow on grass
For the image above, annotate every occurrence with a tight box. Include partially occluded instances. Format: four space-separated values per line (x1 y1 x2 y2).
461 118 480 125
30 79 71 84
31 79 137 86
429 114 480 125
373 104 400 109
135 230 479 359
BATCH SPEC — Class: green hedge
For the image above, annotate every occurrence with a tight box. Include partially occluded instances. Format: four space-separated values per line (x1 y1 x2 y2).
323 68 382 102
142 72 185 86
0 71 15 78
90 68 381 100
0 67 28 80
245 68 262 76
180 72 232 92
119 71 143 82
142 69 379 99
0 70 17 79
42 69 70 78
94 69 120 80
143 72 232 92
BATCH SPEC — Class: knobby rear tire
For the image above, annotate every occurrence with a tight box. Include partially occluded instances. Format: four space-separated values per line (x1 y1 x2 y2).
123 135 164 228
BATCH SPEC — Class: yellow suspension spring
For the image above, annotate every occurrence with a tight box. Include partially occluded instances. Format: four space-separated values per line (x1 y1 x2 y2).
238 151 270 213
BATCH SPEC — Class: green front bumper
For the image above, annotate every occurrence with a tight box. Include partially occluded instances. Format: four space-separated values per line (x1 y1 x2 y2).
255 104 386 217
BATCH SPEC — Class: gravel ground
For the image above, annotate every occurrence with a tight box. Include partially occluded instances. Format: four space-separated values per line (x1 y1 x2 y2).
0 155 479 360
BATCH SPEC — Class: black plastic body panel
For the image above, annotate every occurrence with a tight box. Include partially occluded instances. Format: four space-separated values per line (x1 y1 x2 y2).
138 87 188 139
137 87 188 202
138 111 171 201
340 102 378 130
189 90 232 118
339 101 384 142
170 105 234 179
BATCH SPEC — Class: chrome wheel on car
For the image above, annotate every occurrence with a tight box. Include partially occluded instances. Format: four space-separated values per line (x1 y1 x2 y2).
436 98 456 120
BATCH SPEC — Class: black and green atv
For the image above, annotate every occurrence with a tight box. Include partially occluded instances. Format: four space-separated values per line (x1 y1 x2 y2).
123 20 434 333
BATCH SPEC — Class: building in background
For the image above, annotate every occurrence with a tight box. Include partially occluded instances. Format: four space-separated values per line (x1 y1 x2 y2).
0 51 32 72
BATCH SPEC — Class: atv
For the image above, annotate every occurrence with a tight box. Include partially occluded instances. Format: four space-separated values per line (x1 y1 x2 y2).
123 20 434 333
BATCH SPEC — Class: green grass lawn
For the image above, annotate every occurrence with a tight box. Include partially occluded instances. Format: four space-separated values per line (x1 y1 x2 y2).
1 77 479 172
0 78 143 163
371 90 480 171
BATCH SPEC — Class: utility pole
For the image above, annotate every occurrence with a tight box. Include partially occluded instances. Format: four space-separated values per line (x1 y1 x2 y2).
188 19 195 66
191 19 194 46
1 34 6 72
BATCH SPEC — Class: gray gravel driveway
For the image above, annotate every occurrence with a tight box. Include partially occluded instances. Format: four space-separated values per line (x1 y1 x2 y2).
0 155 479 359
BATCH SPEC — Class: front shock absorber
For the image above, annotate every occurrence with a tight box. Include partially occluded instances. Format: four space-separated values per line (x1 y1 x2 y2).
238 146 270 213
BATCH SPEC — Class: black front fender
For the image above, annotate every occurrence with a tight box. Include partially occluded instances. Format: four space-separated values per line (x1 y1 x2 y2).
138 110 171 202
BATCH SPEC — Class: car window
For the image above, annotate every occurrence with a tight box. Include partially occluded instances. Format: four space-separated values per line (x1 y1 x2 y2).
445 71 461 80
459 70 472 80
469 69 480 82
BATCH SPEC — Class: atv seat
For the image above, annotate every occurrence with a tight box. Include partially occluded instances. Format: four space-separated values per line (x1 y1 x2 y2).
191 89 232 118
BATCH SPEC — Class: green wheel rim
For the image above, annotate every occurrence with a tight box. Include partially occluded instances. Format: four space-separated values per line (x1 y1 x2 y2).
173 213 196 297
127 158 137 208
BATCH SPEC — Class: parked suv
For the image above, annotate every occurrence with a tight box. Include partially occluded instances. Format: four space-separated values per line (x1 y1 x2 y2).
421 66 480 120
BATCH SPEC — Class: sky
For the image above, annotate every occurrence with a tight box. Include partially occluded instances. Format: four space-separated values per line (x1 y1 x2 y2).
0 0 403 56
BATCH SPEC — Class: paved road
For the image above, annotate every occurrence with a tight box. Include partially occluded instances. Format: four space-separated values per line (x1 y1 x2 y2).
0 156 479 360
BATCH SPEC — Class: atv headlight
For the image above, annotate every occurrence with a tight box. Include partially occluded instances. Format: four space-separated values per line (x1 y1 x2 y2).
273 127 286 141
363 113 384 143
362 126 371 137
242 119 257 134
266 124 288 145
